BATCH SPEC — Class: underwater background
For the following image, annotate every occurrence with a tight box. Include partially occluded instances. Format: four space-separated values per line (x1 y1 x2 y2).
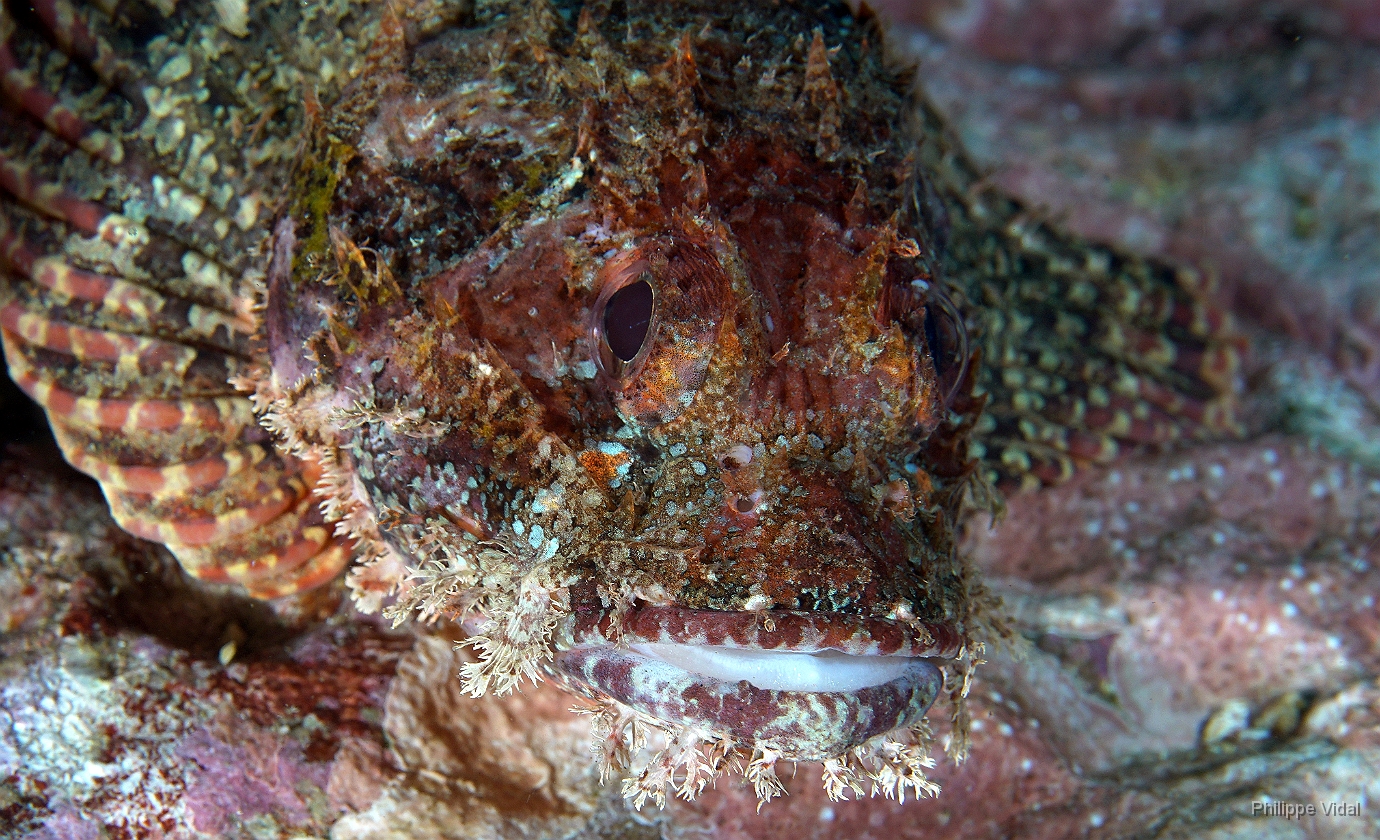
3 0 1380 837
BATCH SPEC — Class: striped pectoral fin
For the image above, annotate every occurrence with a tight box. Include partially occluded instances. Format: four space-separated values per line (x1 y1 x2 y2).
1092 309 1244 429
45 402 354 597
0 213 257 354
23 0 145 105
973 359 1232 490
0 5 277 271
1 298 198 370
103 458 303 546
0 0 356 601
0 31 124 165
9 342 355 596
170 493 354 599
3 336 256 437
0 143 255 318
96 446 353 596
0 146 110 236
2 283 352 600
50 425 270 499
0 299 253 399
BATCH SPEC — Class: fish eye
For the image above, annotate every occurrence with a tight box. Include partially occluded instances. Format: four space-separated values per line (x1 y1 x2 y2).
602 278 655 364
923 286 969 408
590 238 727 425
592 266 659 380
882 268 970 411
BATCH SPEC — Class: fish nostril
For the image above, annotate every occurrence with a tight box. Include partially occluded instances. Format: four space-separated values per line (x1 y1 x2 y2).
730 489 763 515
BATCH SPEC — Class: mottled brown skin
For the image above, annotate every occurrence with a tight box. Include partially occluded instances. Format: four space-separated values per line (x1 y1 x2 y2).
244 0 994 774
274 0 974 619
1 0 1240 798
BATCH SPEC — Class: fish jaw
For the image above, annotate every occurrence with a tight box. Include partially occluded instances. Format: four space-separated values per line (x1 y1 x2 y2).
554 599 960 759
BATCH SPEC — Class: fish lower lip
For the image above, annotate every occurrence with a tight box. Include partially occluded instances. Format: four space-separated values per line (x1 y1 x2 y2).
628 641 922 693
554 643 944 759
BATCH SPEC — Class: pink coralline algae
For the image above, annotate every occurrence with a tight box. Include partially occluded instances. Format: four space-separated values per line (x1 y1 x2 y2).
879 0 1380 66
176 720 331 835
876 0 1380 413
0 453 411 838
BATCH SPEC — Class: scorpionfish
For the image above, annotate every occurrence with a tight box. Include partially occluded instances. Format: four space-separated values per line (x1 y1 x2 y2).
0 0 1241 804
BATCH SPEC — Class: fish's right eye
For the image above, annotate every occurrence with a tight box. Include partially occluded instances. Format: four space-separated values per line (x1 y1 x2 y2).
589 238 729 426
601 277 655 368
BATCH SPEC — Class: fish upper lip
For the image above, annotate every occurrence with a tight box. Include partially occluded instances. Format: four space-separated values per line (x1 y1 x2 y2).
558 597 965 659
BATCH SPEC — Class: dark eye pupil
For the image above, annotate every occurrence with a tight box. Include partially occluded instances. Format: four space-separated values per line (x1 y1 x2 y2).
603 279 654 363
924 306 946 376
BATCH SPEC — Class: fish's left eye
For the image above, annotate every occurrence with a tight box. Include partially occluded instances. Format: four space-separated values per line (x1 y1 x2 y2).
882 269 970 410
923 285 969 408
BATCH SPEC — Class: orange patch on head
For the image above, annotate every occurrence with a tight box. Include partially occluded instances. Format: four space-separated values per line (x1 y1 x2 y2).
578 446 632 486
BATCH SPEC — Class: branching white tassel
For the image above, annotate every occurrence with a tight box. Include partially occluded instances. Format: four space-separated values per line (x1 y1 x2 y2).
457 573 563 696
744 747 787 809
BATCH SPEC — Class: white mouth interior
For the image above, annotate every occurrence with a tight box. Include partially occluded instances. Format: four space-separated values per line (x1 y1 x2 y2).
629 642 920 693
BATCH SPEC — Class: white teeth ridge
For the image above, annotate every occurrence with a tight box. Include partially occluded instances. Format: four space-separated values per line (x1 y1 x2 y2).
629 642 922 693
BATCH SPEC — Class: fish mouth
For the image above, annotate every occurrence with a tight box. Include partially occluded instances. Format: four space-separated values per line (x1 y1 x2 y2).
554 602 961 759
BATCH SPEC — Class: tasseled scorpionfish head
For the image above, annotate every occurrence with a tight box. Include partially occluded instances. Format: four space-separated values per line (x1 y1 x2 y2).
260 0 983 803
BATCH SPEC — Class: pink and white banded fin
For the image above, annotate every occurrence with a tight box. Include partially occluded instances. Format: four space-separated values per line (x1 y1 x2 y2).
0 0 354 599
